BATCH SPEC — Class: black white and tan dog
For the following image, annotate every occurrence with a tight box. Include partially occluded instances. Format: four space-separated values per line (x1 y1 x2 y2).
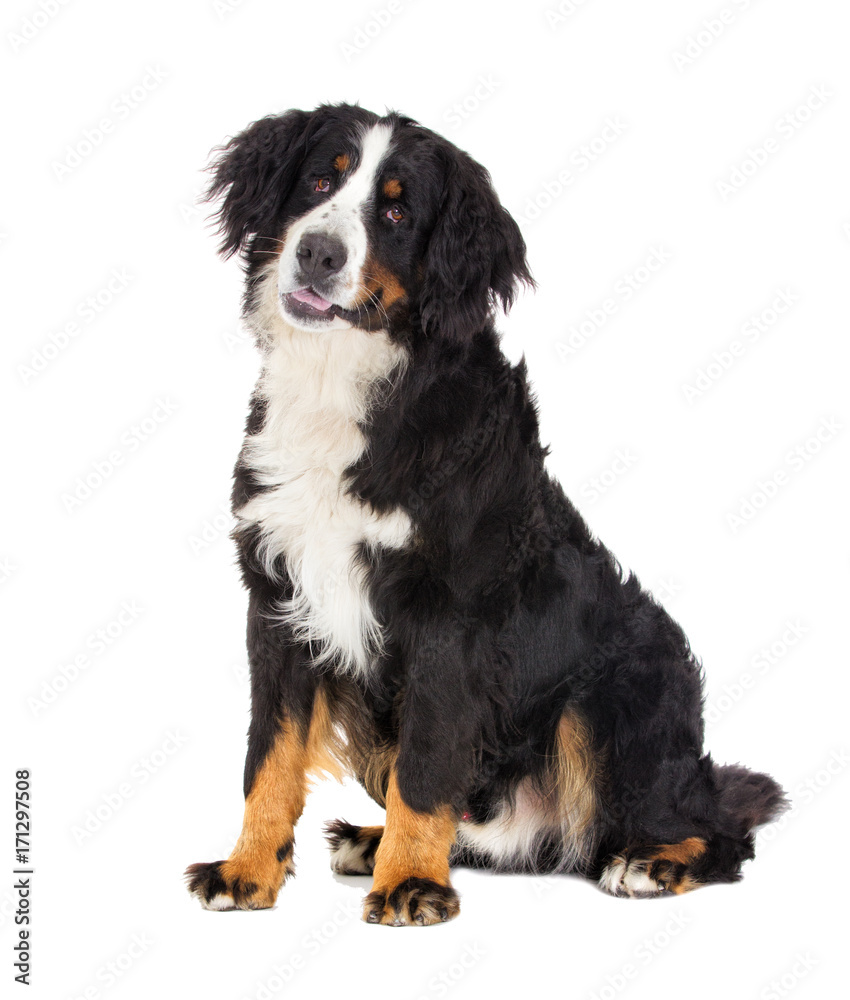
185 103 786 925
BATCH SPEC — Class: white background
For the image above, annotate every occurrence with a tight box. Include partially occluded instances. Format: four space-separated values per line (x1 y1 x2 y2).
3 0 848 997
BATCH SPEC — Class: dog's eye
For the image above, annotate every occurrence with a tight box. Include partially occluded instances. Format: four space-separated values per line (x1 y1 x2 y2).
315 177 331 193
386 206 404 223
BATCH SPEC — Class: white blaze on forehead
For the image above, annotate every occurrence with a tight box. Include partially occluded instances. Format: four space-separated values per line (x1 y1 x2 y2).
330 122 394 213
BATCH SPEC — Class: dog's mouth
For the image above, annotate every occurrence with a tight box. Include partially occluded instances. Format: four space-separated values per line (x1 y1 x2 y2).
281 286 336 320
280 284 387 329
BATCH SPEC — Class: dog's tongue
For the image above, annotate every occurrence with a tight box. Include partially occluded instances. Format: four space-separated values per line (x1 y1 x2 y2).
292 288 332 312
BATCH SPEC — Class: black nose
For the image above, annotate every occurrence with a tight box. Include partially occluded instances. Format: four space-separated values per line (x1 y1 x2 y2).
296 232 348 280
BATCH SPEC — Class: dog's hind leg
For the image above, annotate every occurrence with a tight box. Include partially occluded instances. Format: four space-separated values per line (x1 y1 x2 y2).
597 763 787 898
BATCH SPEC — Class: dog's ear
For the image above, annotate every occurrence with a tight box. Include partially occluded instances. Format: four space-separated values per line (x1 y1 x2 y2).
418 145 534 343
206 109 312 259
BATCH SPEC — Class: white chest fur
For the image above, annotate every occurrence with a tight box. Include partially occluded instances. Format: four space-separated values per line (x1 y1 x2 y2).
236 322 411 674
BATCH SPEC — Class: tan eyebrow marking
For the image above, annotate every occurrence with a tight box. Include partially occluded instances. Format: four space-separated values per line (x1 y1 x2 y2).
383 178 402 199
333 153 350 172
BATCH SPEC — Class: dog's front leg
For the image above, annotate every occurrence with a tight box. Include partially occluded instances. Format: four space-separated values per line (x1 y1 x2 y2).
362 765 460 926
186 594 321 910
362 623 478 926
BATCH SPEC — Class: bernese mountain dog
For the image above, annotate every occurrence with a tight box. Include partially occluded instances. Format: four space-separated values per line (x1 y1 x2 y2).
185 102 787 926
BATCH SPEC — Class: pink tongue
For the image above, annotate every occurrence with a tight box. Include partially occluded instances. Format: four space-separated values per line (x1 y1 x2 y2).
291 287 332 311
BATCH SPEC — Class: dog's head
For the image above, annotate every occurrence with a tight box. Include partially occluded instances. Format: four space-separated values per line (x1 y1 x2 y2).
207 103 532 344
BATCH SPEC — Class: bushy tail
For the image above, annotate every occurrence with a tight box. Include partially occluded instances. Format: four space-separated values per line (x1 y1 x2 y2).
713 763 789 837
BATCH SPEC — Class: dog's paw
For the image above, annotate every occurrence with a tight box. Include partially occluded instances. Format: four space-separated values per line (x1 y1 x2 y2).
324 819 383 875
363 877 460 926
599 838 707 898
599 856 672 898
184 853 290 911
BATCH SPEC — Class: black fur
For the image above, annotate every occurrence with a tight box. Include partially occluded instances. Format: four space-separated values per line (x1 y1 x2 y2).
197 102 786 908
417 139 533 343
185 861 258 907
276 839 294 863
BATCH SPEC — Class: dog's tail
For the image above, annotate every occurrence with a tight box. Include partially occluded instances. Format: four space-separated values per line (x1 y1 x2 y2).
713 762 789 837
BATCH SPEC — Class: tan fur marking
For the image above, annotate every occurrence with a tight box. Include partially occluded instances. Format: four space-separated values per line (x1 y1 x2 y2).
670 873 702 894
357 825 385 842
315 681 396 808
552 707 598 844
222 688 345 906
220 721 306 905
334 153 350 172
650 836 707 866
305 687 347 784
383 178 402 198
362 744 396 807
370 769 456 892
354 258 407 310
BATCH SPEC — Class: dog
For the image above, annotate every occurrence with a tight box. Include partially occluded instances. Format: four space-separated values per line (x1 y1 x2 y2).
185 102 787 925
